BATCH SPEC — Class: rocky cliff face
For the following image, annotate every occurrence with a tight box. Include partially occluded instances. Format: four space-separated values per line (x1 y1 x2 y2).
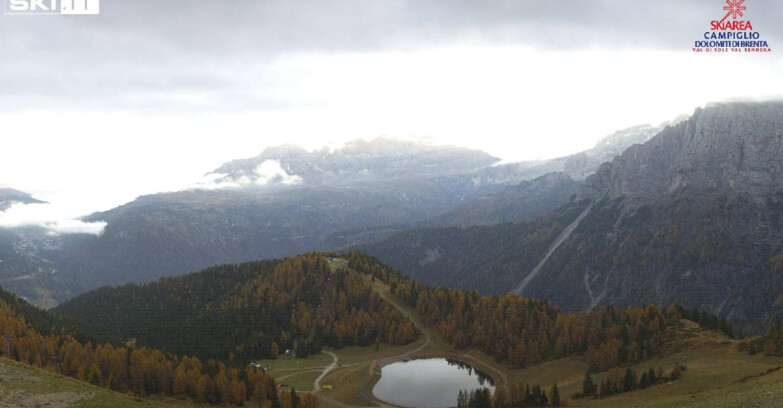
526 102 783 331
581 103 783 202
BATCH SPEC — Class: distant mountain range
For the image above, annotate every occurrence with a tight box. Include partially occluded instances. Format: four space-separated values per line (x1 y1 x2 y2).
428 172 581 227
512 123 672 181
0 139 540 304
0 120 680 308
321 125 666 246
210 137 500 186
0 188 44 211
0 190 55 306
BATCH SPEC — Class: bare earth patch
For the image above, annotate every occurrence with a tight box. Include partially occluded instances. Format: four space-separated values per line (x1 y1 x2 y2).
1 391 91 408
0 390 93 408
0 361 39 383
0 360 94 408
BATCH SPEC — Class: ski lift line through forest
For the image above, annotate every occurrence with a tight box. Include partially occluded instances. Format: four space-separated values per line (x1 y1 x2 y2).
510 202 594 295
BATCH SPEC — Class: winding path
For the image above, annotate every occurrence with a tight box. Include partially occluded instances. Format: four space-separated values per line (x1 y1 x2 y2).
313 352 388 408
313 351 339 393
511 202 593 295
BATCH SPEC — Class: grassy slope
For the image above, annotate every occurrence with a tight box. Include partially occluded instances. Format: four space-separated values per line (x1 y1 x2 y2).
0 357 199 408
513 321 783 408
310 268 783 408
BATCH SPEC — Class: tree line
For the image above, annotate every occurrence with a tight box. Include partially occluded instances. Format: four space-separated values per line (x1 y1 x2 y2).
457 382 563 408
506 383 561 407
576 364 683 400
740 317 783 356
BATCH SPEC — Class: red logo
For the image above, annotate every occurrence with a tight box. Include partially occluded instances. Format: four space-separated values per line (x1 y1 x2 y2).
694 0 771 53
711 0 752 30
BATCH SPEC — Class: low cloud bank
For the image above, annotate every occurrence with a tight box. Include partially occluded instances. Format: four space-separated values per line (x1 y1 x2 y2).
0 202 107 236
193 172 242 190
254 160 303 185
44 219 108 236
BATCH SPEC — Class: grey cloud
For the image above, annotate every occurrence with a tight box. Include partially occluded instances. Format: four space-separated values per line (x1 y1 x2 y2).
1 0 780 113
96 0 780 52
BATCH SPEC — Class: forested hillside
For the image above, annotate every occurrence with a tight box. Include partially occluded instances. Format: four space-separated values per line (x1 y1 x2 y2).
0 285 287 406
57 250 732 378
56 253 419 361
0 286 85 338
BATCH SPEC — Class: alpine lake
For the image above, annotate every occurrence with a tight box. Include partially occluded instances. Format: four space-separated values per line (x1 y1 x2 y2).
371 357 495 408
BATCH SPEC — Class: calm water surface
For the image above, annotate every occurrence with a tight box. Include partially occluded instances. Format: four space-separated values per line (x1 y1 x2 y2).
371 358 495 408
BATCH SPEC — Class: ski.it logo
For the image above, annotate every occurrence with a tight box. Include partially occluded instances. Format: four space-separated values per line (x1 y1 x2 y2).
693 0 771 53
4 0 99 15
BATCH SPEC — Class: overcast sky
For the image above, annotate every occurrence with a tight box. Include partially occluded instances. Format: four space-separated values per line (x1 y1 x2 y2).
1 0 782 233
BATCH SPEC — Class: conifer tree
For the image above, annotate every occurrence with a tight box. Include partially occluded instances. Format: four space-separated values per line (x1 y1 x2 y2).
291 387 300 408
532 384 541 404
582 372 596 396
551 382 560 407
269 377 281 408
623 368 637 392
639 371 649 389
648 367 657 385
